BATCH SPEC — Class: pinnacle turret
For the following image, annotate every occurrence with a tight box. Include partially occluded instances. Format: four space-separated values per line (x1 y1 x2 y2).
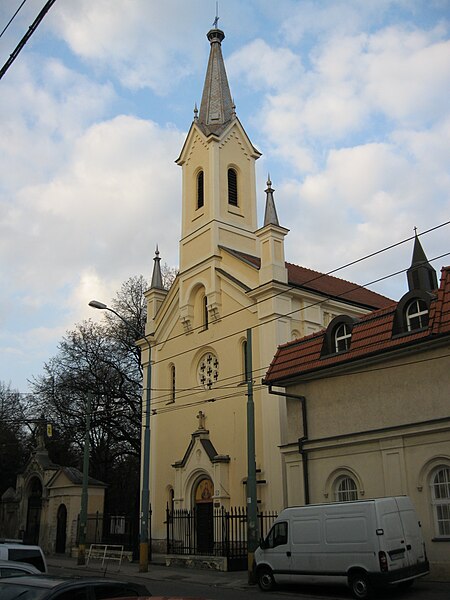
151 246 164 290
263 175 280 227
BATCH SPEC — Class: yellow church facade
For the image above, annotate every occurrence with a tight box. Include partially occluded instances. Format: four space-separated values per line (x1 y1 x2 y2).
141 26 392 552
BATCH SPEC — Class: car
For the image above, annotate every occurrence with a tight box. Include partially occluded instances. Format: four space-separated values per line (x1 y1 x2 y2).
0 559 42 578
0 542 48 573
0 574 151 599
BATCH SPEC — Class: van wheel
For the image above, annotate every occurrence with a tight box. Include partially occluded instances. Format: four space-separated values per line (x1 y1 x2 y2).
349 572 374 599
257 566 275 591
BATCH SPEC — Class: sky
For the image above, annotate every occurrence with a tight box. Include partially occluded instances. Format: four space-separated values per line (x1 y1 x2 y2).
1 0 449 394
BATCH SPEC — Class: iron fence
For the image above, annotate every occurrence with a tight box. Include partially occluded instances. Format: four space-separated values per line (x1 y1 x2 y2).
166 506 277 571
76 512 139 555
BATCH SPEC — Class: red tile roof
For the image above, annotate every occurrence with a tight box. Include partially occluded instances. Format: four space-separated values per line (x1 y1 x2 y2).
225 248 393 310
264 266 450 384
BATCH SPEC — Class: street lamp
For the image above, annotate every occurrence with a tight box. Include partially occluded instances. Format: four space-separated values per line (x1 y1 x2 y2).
88 299 152 572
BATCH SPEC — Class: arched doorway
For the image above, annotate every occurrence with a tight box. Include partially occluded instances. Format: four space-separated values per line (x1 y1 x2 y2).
25 477 42 545
55 504 67 553
194 478 214 554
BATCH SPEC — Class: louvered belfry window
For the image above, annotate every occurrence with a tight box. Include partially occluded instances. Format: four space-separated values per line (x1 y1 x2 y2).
228 168 238 206
197 170 204 209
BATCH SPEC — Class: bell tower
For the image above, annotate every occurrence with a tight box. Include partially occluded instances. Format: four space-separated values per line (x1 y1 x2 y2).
176 26 261 273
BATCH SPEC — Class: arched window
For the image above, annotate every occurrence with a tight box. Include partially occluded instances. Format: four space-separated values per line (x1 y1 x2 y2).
197 170 204 209
243 340 249 381
334 323 352 353
406 298 429 331
335 476 358 502
431 467 450 536
228 168 238 206
169 364 176 403
321 315 355 357
203 296 209 330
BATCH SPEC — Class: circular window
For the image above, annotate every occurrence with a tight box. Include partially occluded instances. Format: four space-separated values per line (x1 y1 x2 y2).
198 352 219 389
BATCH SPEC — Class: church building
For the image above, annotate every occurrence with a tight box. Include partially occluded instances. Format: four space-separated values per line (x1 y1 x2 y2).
141 26 392 555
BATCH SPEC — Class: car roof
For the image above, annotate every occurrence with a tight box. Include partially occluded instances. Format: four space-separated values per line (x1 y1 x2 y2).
0 559 40 571
0 575 139 588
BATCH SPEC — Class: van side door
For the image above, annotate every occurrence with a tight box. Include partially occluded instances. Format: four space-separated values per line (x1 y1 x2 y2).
263 521 292 584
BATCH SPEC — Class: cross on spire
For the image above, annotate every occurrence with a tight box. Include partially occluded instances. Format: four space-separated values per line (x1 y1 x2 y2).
212 2 219 28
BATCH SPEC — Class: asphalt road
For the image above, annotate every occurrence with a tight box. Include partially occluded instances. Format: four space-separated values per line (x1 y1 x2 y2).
47 560 450 600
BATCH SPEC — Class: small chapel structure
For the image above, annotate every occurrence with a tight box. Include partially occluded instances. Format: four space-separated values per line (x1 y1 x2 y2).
140 25 392 557
0 422 105 556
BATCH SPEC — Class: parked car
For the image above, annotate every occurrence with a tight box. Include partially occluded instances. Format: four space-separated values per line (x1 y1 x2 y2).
0 559 41 578
0 574 150 599
0 542 48 573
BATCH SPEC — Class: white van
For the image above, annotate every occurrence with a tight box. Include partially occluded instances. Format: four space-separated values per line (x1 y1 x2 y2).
254 497 429 599
0 542 47 574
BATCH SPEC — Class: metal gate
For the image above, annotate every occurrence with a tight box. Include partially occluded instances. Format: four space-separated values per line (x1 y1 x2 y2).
166 506 277 571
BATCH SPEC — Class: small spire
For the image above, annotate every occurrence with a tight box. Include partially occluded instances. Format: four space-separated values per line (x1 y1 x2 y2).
263 175 280 227
407 229 438 292
151 245 165 290
194 103 198 121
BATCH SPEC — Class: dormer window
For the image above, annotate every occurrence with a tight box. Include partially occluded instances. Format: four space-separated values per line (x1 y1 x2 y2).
406 298 429 331
321 315 355 357
392 290 432 336
197 170 204 209
228 168 238 206
334 323 352 352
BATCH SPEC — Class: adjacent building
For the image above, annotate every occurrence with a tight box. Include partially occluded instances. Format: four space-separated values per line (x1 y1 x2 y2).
263 236 450 578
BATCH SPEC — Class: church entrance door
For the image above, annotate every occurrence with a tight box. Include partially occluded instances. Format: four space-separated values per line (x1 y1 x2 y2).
55 504 67 553
194 478 214 554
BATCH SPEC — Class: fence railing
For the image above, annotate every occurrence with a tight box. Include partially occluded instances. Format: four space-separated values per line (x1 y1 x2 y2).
76 512 139 555
166 506 277 571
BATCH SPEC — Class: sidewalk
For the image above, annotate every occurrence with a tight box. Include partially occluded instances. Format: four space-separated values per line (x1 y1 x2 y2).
46 553 250 589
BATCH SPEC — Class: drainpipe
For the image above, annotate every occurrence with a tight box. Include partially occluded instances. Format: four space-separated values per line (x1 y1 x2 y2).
267 387 310 505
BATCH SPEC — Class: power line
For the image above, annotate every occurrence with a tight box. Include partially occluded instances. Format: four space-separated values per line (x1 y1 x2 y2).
0 0 28 39
12 226 450 404
0 0 57 81
146 249 450 372
147 221 450 353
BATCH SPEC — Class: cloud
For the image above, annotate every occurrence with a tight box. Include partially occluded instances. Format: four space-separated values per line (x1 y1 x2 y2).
2 115 183 293
51 0 211 95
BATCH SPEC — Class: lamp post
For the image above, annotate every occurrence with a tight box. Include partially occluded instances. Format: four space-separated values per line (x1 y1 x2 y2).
88 299 152 572
246 328 258 583
77 392 91 565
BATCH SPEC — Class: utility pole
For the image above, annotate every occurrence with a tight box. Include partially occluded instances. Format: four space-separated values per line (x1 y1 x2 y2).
77 392 91 565
246 328 258 583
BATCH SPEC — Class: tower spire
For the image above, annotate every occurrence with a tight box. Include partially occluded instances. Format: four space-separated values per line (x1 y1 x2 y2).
407 230 438 292
198 23 235 136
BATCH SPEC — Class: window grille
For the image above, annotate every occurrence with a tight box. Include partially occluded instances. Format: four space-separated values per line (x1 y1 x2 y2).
406 299 429 331
335 476 358 502
334 323 352 352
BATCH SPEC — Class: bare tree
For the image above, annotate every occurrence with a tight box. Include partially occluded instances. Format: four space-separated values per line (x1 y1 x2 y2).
30 276 149 513
0 382 30 495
